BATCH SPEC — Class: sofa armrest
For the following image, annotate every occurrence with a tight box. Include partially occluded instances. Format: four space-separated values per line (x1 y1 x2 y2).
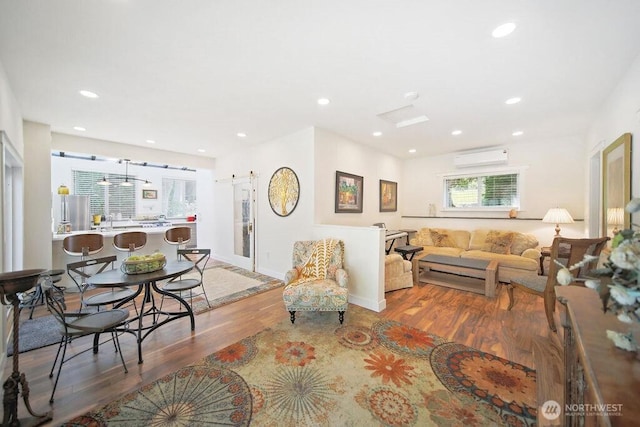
284 268 299 285
336 268 349 287
402 260 412 273
521 248 541 260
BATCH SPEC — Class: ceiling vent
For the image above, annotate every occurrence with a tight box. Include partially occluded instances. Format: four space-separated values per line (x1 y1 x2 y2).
454 148 508 168
377 105 429 128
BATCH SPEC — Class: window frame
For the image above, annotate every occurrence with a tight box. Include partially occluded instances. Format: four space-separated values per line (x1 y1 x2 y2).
441 167 524 212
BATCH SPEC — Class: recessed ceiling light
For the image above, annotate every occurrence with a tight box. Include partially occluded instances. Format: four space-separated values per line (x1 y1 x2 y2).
372 131 382 137
79 90 99 98
408 149 417 153
451 130 462 136
145 139 156 144
237 132 247 138
505 97 521 105
492 22 516 38
317 98 330 106
73 126 86 131
404 91 419 101
197 148 206 153
512 131 524 136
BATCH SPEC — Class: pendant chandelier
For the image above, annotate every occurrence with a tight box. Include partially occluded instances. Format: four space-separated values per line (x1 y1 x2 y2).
97 159 151 187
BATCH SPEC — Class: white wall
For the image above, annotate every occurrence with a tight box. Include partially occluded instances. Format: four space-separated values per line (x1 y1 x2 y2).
399 137 587 247
587 52 640 226
23 121 53 269
314 128 405 229
0 62 23 156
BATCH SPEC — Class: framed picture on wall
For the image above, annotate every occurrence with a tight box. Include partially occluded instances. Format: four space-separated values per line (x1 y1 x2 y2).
142 189 157 199
335 171 363 213
379 180 397 212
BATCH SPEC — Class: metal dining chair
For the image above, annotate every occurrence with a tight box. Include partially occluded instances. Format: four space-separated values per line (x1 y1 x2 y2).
45 286 129 403
160 248 211 309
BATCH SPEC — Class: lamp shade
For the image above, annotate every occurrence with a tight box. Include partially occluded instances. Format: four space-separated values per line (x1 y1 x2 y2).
542 208 574 224
607 207 624 226
57 185 69 195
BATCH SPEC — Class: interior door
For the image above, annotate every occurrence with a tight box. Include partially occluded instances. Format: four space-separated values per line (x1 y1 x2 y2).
231 175 255 271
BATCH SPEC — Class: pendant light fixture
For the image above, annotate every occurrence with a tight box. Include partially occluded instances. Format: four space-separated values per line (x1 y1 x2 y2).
97 159 152 187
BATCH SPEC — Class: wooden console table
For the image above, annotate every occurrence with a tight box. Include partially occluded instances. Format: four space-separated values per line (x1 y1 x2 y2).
556 286 640 426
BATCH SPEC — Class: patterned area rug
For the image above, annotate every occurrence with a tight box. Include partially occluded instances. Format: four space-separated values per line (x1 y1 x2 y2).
63 305 537 426
189 260 283 314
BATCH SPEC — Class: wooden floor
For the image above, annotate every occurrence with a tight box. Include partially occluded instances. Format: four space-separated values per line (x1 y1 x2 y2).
4 279 557 425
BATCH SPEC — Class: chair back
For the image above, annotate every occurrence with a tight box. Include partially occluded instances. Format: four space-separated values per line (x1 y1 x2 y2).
292 240 344 279
176 248 210 281
63 233 104 258
546 236 610 288
66 255 117 292
113 231 147 254
44 287 68 330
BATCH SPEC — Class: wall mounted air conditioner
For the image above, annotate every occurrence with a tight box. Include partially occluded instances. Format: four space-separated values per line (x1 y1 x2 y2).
453 149 508 168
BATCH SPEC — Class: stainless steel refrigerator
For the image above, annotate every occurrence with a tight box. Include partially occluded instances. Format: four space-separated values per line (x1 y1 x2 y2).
68 195 91 231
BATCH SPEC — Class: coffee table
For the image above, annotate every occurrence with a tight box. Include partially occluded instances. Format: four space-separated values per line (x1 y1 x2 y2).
413 254 498 298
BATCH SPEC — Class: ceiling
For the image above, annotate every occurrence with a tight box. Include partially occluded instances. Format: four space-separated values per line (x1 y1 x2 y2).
1 1 640 160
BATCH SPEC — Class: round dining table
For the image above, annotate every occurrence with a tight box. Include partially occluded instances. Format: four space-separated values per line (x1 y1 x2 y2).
86 259 195 364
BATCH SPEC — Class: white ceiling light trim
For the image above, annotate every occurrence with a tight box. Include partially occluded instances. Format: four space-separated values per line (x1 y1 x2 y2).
505 97 521 105
512 131 524 136
79 90 99 98
237 132 247 138
492 22 516 38
451 130 462 136
317 98 330 105
73 126 86 131
145 139 156 144
372 131 382 137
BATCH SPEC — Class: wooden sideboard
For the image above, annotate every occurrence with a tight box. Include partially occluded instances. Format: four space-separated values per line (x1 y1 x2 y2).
556 286 640 426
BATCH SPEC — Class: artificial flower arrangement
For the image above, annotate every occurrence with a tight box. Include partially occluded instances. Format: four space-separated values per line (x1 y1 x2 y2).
555 198 640 351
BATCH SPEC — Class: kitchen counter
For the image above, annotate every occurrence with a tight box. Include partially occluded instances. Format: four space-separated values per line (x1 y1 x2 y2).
51 221 197 290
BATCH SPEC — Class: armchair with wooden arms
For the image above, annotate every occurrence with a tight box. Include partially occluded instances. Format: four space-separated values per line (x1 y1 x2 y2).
507 236 609 332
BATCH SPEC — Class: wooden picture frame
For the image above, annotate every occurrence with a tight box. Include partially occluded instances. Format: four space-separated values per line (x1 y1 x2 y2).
379 180 397 212
335 171 363 213
602 133 632 235
142 189 157 200
268 167 300 217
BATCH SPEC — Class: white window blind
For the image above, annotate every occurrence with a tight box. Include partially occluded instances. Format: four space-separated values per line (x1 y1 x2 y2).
444 172 519 209
162 178 196 218
73 170 136 218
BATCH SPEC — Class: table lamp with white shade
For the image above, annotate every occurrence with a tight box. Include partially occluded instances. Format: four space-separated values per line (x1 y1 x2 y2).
607 207 624 235
543 207 574 237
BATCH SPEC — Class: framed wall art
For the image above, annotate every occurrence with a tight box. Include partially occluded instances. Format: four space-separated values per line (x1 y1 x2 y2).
602 133 632 234
335 171 363 213
268 166 300 217
379 179 397 212
142 189 157 199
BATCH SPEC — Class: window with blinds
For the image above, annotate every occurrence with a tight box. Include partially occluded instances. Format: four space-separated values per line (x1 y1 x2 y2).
162 178 196 218
73 170 136 218
444 172 519 209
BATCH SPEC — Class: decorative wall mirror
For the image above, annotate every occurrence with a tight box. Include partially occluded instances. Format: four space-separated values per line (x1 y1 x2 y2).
602 133 632 236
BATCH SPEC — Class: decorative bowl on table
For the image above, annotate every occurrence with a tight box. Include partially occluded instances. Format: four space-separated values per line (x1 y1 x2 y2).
121 253 167 275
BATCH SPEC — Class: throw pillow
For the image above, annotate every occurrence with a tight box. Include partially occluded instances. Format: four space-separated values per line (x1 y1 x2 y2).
430 230 456 247
482 230 514 255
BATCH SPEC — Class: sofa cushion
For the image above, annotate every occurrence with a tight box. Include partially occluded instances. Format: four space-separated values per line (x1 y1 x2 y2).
482 230 514 255
416 246 466 258
430 229 456 247
461 249 538 271
470 229 539 256
412 228 434 246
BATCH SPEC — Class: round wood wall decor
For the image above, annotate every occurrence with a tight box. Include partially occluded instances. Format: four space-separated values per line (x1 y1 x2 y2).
268 167 300 217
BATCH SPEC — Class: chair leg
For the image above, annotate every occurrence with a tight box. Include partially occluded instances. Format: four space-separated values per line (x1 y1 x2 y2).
506 284 515 310
111 331 128 374
338 311 345 324
289 311 296 324
49 338 69 403
544 294 557 332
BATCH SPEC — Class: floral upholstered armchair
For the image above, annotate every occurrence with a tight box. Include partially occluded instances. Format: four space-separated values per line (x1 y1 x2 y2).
283 239 349 324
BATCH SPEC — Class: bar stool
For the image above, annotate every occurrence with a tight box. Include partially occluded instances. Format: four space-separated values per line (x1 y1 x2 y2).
164 226 192 258
113 231 148 256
